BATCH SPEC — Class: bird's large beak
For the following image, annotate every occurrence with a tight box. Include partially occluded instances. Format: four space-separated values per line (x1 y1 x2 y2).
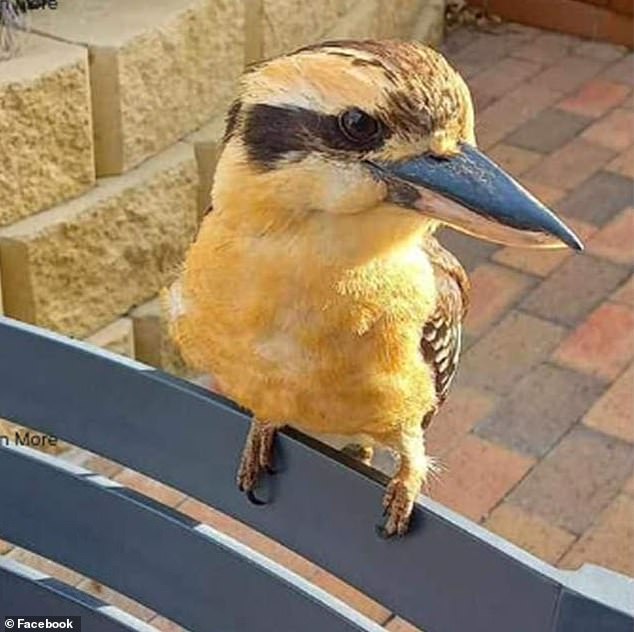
373 143 583 250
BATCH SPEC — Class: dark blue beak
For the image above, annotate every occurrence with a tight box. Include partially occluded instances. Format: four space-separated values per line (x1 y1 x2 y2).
375 143 583 251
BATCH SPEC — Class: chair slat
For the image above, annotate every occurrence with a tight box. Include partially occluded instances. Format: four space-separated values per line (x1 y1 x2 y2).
0 558 149 631
553 589 632 632
0 444 384 632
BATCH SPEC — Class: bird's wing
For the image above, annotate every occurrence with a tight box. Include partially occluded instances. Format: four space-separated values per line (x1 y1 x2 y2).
420 237 470 429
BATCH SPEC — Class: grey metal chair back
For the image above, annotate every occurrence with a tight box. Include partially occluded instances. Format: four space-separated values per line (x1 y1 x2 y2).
0 316 632 632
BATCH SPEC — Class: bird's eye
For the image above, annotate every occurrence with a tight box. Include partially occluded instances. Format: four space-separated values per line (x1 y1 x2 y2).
338 108 381 144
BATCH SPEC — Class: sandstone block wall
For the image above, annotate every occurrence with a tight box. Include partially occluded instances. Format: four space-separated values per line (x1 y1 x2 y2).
261 0 359 57
0 0 445 375
0 143 198 337
30 0 246 175
86 317 135 358
131 298 188 375
0 34 94 226
186 116 225 215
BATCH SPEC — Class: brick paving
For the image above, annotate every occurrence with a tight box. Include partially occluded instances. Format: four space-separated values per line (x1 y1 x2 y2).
429 434 535 522
559 170 634 224
432 24 634 605
484 502 576 564
588 207 634 264
458 311 567 393
553 302 634 380
464 263 536 338
612 273 634 305
475 364 605 457
519 254 630 326
395 22 634 629
507 426 633 535
1 21 632 632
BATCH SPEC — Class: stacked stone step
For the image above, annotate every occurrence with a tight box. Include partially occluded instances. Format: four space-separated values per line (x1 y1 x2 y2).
0 0 445 375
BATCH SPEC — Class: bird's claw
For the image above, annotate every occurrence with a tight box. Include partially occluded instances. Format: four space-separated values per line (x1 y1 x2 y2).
341 443 374 466
246 489 267 506
375 524 396 539
377 478 416 538
236 421 277 507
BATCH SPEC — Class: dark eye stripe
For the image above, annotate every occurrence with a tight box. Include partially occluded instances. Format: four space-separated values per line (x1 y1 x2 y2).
242 104 390 168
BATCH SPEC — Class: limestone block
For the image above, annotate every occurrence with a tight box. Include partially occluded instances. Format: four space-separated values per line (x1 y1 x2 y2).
186 117 225 216
327 0 444 43
31 0 245 175
323 0 380 39
86 317 135 358
0 143 198 338
412 0 446 47
131 297 188 375
262 0 359 57
245 0 265 64
377 0 426 38
0 34 95 226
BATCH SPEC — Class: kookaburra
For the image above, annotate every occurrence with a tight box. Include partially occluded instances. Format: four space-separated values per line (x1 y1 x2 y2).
166 40 582 537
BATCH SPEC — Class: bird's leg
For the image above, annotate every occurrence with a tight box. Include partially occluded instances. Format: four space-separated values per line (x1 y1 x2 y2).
237 420 277 505
377 427 429 538
341 443 374 466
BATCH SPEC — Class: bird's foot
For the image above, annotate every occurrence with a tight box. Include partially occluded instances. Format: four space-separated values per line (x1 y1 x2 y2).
376 477 417 538
341 443 374 466
237 421 277 505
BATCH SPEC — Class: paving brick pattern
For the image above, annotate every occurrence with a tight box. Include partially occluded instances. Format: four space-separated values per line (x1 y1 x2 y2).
475 364 605 457
519 254 630 326
506 108 593 153
407 23 634 626
433 26 633 606
612 274 634 306
2 22 632 631
587 207 634 264
508 426 633 535
557 170 634 224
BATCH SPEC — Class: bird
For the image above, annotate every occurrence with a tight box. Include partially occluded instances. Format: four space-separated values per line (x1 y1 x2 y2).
164 39 582 538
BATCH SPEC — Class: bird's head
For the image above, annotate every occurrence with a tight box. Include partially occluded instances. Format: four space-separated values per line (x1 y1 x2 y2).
212 40 582 256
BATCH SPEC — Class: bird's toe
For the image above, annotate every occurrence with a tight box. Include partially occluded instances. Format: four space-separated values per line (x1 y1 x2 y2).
341 443 374 466
236 421 278 506
378 478 415 538
375 523 394 539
